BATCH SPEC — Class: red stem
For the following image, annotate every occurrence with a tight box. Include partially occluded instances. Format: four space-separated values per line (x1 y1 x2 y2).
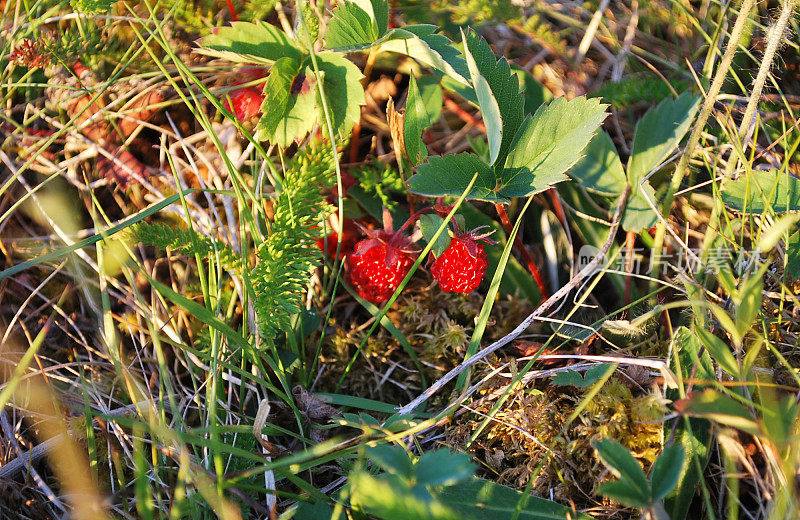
494 203 550 300
225 0 239 21
443 94 486 133
350 120 361 164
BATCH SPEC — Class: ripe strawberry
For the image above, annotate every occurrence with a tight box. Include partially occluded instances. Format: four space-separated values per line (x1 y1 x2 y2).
431 232 491 293
225 86 264 122
349 229 417 303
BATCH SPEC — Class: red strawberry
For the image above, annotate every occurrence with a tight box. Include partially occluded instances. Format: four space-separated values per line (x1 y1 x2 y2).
349 229 417 304
225 86 264 122
431 230 492 293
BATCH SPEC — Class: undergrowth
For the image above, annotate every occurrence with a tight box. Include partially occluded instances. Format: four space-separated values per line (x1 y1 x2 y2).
1 0 800 519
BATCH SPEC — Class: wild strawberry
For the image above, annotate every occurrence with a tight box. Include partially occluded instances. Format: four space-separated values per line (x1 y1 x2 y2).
431 229 493 293
349 226 418 304
225 86 264 122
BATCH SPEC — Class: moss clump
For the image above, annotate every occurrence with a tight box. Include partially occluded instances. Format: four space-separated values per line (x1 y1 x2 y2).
447 376 666 514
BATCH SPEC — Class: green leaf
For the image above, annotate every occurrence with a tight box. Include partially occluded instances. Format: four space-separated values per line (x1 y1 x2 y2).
257 57 316 147
315 52 366 141
462 30 524 170
650 445 686 502
733 267 765 341
438 477 593 520
551 364 612 388
664 418 710 520
415 450 476 487
323 0 390 51
353 0 389 36
367 445 414 477
417 76 444 123
721 170 800 214
408 153 502 202
787 232 800 278
198 21 303 65
622 180 658 232
293 500 335 520
461 30 503 165
627 92 699 184
694 328 739 378
404 75 435 165
379 25 468 85
419 214 451 257
569 130 627 197
501 96 608 198
257 53 365 145
673 326 715 382
597 480 650 508
349 472 460 520
324 1 382 51
512 64 552 116
593 438 651 500
674 389 760 435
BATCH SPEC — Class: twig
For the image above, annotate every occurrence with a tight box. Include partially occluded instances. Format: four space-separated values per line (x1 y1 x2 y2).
397 187 630 415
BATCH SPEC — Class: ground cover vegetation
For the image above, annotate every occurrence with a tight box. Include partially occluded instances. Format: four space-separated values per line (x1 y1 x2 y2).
1 0 800 518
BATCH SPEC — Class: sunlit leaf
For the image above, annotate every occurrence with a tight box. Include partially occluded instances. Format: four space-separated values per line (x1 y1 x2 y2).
674 389 760 435
627 92 699 184
198 21 303 64
501 96 608 198
722 170 800 214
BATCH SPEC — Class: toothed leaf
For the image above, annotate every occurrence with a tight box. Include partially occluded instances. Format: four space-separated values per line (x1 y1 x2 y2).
461 30 503 165
501 96 608 198
408 154 503 202
378 25 468 84
257 57 316 147
462 30 524 170
325 0 387 51
257 53 364 146
198 21 303 65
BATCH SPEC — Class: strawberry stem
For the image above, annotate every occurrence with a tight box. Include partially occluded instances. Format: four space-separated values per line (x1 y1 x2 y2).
494 203 550 300
225 0 239 21
396 207 433 234
443 93 486 133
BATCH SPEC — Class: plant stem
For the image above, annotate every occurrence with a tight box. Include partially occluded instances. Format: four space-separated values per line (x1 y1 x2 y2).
494 203 550 299
624 229 635 309
443 93 486 133
225 0 239 21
